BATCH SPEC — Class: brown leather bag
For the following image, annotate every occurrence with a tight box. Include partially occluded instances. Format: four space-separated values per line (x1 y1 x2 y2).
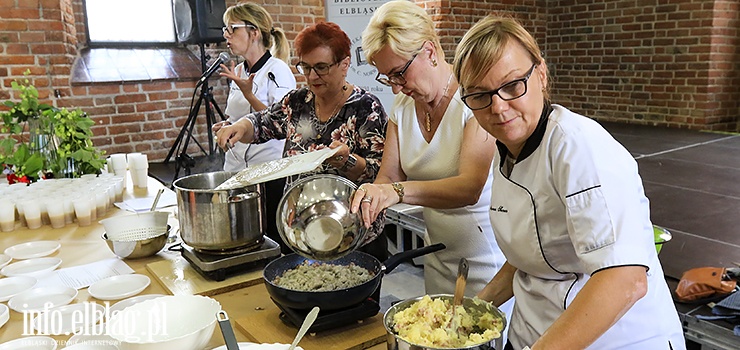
675 267 737 302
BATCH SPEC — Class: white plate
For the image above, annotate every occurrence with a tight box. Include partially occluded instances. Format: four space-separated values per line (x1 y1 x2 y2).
0 336 57 349
8 286 78 313
87 274 150 301
4 241 61 260
0 304 8 329
66 334 118 349
32 302 105 336
0 254 10 269
109 294 165 314
211 343 300 350
0 257 62 277
0 276 38 302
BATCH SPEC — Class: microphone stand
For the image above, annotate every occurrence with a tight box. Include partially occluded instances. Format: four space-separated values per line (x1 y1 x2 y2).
164 43 226 182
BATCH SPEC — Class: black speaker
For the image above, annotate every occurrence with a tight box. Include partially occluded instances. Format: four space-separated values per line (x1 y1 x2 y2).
173 0 226 44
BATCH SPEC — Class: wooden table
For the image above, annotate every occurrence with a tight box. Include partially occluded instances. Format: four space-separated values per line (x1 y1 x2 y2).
0 177 388 349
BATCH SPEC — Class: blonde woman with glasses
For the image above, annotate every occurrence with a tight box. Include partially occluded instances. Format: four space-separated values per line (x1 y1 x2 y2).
454 15 685 350
216 21 389 261
354 1 513 330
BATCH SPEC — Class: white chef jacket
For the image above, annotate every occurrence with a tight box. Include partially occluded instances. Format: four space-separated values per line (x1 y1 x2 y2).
489 104 685 349
223 55 296 171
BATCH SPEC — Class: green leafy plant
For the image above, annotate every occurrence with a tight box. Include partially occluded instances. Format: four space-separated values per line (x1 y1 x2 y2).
1 73 105 182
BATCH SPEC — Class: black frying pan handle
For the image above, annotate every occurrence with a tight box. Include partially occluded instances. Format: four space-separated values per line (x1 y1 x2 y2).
383 243 446 274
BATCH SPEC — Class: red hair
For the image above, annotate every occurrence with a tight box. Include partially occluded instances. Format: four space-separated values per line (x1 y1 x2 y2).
294 21 351 62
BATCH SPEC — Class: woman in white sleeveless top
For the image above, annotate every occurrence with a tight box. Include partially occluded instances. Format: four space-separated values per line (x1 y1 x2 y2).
356 0 514 328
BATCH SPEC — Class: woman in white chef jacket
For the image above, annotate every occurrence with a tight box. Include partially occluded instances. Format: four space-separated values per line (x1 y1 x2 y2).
452 15 686 350
215 2 296 170
214 2 297 252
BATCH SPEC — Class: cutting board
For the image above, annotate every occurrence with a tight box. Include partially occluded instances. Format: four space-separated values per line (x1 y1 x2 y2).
146 256 264 296
236 304 386 350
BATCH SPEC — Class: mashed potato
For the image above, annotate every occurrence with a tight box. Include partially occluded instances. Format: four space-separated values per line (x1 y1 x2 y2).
391 295 503 348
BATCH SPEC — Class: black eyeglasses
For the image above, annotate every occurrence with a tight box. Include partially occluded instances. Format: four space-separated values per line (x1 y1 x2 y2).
295 61 339 76
461 64 538 110
375 52 418 87
222 23 256 35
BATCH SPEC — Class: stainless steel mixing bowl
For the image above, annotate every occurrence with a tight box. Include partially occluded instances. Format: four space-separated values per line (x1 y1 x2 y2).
276 174 366 261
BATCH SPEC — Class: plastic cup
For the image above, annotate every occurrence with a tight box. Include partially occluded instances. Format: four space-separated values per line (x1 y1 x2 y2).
21 200 42 229
109 154 128 176
130 168 149 189
46 199 66 229
63 197 75 224
88 195 97 221
0 200 15 232
73 197 92 226
95 191 108 217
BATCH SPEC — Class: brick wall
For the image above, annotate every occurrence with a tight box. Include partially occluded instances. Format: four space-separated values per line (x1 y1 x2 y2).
547 0 739 130
1 0 738 165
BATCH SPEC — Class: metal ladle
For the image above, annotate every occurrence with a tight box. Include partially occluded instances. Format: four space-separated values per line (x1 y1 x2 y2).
288 306 320 350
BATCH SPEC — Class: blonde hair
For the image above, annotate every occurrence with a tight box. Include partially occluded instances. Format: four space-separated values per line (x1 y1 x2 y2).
223 2 290 63
361 0 443 65
453 15 550 99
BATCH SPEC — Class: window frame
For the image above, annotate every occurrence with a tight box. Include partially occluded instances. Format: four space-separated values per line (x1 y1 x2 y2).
82 0 180 48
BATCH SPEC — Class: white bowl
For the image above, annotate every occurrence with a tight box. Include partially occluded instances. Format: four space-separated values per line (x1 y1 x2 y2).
107 295 220 350
0 304 8 329
0 336 57 349
211 343 302 350
66 334 119 349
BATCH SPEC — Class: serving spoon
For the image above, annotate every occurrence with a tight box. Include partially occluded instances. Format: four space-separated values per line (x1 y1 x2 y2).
289 306 320 350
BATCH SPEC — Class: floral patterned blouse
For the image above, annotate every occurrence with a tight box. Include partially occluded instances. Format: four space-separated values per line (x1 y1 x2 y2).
245 85 388 243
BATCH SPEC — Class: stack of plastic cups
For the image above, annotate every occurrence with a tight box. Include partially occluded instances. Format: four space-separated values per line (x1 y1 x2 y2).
109 154 128 188
128 153 149 189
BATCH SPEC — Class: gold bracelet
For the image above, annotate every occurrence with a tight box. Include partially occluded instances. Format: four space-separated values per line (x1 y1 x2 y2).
391 182 404 203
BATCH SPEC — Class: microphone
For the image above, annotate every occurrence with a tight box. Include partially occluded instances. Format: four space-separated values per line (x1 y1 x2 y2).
267 72 281 88
197 52 230 86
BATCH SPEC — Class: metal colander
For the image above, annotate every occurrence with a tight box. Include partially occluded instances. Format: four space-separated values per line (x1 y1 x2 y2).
99 211 169 241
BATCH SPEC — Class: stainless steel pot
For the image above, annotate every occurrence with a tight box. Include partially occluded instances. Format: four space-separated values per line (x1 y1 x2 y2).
173 171 265 252
384 294 506 350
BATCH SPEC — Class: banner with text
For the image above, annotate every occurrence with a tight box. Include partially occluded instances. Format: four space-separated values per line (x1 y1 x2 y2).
326 0 393 113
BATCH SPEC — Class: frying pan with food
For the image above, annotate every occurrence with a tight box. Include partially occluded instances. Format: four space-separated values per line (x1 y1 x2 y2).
263 243 445 311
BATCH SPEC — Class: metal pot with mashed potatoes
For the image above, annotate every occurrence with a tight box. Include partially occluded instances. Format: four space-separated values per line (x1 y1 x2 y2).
384 294 506 350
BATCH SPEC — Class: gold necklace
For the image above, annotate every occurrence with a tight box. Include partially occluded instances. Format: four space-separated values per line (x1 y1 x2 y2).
315 83 348 139
424 72 455 132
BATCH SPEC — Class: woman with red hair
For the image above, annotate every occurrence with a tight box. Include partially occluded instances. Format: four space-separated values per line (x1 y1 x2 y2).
216 21 389 258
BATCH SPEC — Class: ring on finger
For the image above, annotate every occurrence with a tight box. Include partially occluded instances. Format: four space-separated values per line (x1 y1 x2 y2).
335 155 344 161
361 196 373 203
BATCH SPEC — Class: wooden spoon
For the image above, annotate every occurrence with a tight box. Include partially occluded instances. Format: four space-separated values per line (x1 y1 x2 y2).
448 258 469 337
453 258 469 307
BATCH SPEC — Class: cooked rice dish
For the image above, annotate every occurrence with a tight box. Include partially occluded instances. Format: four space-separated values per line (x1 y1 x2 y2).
273 260 375 291
392 295 503 348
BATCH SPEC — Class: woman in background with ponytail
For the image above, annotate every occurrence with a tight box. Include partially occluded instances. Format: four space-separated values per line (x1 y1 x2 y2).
213 2 297 252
